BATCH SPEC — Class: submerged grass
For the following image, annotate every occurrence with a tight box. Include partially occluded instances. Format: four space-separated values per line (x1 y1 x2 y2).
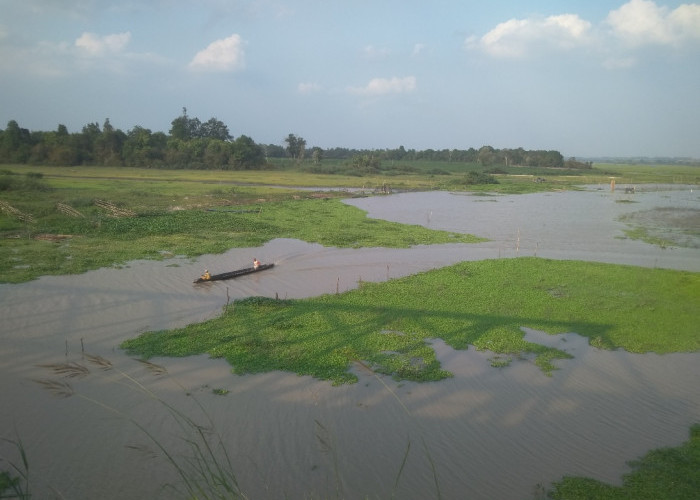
121 258 699 384
0 436 29 500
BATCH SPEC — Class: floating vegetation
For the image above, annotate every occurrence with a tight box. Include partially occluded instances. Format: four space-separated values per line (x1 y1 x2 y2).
122 258 699 384
620 207 700 249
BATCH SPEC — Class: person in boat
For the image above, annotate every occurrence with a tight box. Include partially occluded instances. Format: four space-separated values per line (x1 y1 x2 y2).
253 258 261 269
201 269 211 280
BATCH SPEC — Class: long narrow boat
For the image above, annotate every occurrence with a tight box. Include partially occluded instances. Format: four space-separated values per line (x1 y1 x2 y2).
193 263 274 283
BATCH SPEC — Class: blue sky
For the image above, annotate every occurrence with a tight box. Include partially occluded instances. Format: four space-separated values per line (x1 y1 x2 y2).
1 0 699 158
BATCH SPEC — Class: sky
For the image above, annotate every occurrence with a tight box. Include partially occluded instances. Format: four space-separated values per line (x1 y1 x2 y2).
1 0 699 158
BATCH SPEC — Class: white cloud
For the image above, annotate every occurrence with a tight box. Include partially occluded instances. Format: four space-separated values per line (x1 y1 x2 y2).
189 34 245 72
468 1 700 61
75 32 131 56
348 76 416 96
467 14 592 58
412 43 426 56
298 82 322 93
607 0 700 46
363 44 391 59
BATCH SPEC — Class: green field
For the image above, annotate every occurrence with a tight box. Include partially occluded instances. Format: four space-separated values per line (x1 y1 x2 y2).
0 165 486 283
2 162 698 284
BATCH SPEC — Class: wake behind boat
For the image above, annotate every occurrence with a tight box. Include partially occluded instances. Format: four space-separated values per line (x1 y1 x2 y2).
194 263 274 283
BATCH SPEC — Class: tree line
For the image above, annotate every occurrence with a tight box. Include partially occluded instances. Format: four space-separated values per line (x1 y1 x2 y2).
0 109 587 170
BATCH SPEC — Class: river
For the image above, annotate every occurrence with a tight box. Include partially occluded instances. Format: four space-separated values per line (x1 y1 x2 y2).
0 185 698 499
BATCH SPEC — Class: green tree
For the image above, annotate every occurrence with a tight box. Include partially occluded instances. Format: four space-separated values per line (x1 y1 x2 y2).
42 124 78 165
477 145 495 166
200 118 231 141
95 118 126 165
263 144 286 158
169 107 201 141
231 135 265 169
284 133 306 161
311 147 323 165
0 120 32 162
203 139 231 167
123 126 165 167
78 122 101 163
351 154 380 173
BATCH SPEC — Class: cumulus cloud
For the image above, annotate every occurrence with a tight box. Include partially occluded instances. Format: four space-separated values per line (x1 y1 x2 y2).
467 14 592 58
467 0 700 60
606 0 700 46
189 34 245 72
75 32 131 56
348 76 416 96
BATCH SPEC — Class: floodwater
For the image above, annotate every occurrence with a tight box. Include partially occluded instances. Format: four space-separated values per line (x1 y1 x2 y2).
1 186 699 499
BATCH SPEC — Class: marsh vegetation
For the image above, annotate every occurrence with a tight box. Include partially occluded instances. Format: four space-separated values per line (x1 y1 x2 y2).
1 162 698 499
122 258 699 383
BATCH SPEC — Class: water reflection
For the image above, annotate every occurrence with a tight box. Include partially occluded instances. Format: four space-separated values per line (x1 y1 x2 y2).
0 187 698 499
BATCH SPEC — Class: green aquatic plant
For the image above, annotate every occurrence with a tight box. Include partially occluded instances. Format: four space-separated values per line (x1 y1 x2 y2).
122 258 699 384
548 424 700 500
0 436 30 500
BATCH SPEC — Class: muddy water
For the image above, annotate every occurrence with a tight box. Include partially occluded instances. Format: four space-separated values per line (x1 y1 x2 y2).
1 186 699 499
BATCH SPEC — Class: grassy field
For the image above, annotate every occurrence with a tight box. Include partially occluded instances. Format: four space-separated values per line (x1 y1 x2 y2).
0 165 486 283
2 162 698 283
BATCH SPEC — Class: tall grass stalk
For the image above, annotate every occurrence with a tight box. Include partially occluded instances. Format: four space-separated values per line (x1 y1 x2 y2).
0 436 30 500
354 359 442 499
34 354 246 500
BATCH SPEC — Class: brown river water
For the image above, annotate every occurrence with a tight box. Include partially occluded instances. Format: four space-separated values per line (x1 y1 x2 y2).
1 185 699 499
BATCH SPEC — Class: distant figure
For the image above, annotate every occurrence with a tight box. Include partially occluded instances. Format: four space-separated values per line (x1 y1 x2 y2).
253 258 261 270
201 269 211 280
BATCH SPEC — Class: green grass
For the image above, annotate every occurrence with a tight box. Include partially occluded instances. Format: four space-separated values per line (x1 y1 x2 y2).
0 194 483 283
3 162 697 284
595 163 700 185
548 424 700 500
121 258 700 384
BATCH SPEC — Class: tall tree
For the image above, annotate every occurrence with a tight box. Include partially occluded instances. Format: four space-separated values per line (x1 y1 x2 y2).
169 107 201 140
200 117 231 141
1 120 32 162
284 133 306 161
231 135 265 169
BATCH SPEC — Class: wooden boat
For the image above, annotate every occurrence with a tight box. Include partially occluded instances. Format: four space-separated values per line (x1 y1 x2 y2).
194 263 274 283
